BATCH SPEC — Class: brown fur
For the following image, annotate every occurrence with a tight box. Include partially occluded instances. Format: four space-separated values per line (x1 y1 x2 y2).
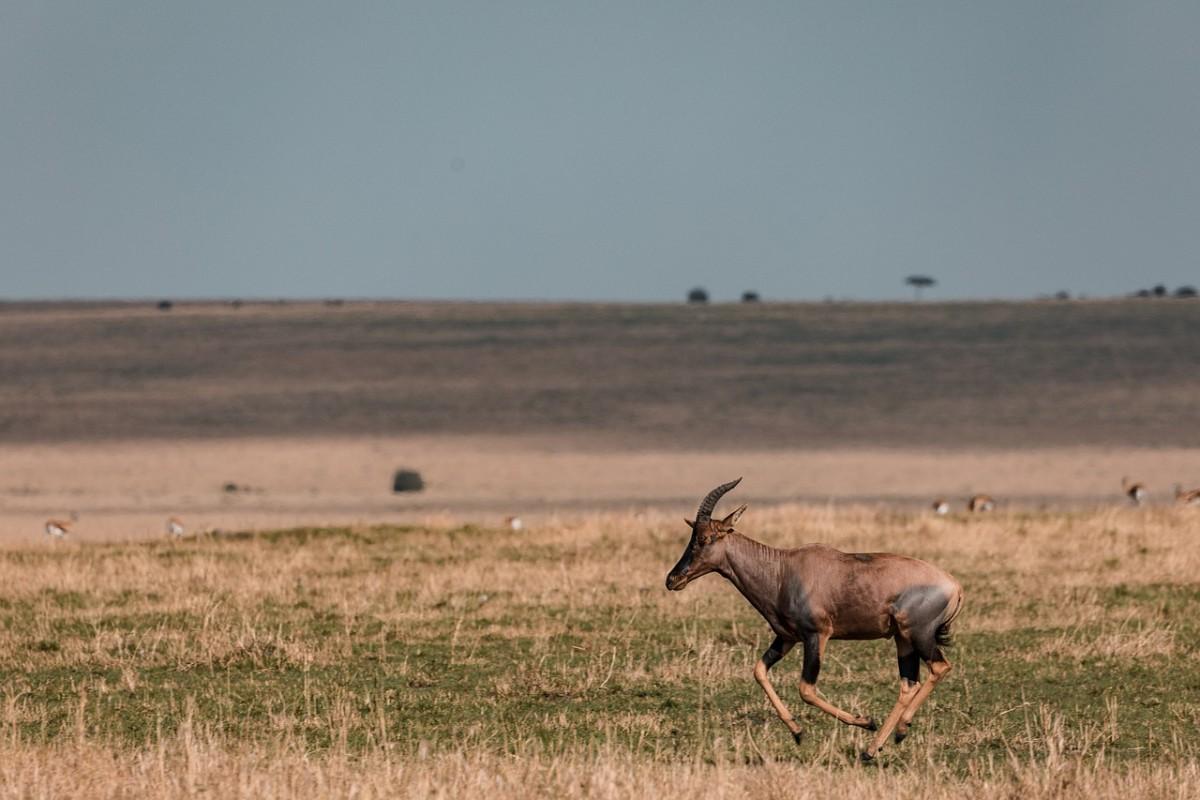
967 494 995 512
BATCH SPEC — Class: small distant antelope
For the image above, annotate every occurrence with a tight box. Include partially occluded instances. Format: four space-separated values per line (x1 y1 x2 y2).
166 517 185 536
1174 484 1200 506
1122 477 1146 506
504 516 524 531
931 499 950 515
666 479 963 761
967 494 994 512
44 518 72 538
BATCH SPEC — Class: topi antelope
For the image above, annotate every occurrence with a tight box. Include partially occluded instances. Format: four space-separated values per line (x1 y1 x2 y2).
1174 484 1200 506
967 494 994 512
1122 477 1146 506
665 479 963 761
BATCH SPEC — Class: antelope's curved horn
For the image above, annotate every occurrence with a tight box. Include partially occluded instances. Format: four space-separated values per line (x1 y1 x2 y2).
695 477 743 522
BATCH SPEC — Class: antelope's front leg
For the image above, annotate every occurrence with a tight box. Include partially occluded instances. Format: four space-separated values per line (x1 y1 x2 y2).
753 636 804 743
798 632 877 730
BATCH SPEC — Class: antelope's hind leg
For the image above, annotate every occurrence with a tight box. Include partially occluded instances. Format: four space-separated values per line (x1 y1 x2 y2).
896 653 952 737
893 616 956 745
891 644 922 744
797 632 877 731
863 639 922 761
753 637 804 743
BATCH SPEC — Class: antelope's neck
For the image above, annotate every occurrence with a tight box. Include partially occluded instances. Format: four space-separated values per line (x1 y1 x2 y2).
719 533 786 629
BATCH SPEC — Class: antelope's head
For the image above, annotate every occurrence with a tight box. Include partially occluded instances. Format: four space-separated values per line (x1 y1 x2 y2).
665 478 747 591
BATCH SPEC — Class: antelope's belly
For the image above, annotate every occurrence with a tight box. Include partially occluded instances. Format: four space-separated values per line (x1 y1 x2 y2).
830 611 893 640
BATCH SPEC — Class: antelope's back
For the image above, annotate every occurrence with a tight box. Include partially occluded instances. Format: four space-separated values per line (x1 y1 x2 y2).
787 545 962 640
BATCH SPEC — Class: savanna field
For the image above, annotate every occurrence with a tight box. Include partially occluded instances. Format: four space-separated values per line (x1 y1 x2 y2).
3 506 1199 798
3 300 1200 798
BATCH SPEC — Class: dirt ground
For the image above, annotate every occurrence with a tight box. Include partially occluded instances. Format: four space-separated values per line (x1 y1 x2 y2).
2 435 1196 541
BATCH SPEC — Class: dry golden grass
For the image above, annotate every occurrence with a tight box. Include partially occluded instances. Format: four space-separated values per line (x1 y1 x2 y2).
0 738 1196 800
0 504 1197 796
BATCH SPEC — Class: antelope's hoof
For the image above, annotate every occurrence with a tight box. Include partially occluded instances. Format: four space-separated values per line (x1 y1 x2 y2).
894 728 908 745
859 750 875 763
792 730 804 745
863 717 879 732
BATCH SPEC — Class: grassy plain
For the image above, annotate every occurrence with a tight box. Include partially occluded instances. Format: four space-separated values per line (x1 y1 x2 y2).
3 299 1200 796
1 505 1198 798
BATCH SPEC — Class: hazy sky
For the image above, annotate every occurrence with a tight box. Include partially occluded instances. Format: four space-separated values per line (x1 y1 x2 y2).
3 2 1199 301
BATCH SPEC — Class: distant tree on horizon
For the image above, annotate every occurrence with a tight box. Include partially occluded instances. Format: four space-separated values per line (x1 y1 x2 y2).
905 275 936 300
687 287 709 304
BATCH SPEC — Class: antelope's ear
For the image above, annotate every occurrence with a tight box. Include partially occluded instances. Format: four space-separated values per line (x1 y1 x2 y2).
683 518 695 528
721 504 747 528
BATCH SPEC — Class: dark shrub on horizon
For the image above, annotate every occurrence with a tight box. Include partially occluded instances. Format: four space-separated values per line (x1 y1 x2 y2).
741 291 760 303
687 287 709 304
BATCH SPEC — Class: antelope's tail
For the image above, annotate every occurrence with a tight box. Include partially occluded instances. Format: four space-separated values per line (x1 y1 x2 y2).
936 582 965 648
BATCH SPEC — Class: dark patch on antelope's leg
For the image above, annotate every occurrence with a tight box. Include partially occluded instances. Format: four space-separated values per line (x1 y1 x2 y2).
893 647 921 743
752 636 802 742
762 639 788 669
801 633 820 685
797 632 876 730
897 649 920 684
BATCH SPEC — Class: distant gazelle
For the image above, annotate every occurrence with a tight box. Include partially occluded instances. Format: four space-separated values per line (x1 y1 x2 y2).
166 517 185 536
931 499 950 515
44 519 71 538
504 516 524 531
1174 484 1200 506
1122 477 1147 506
666 479 963 761
967 494 995 512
